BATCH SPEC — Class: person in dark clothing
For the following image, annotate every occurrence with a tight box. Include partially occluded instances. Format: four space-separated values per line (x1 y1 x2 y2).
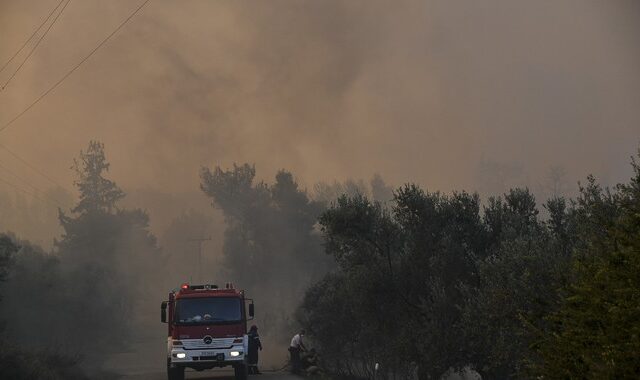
247 325 263 374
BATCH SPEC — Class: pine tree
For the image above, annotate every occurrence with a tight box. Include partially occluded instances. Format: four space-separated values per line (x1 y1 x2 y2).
54 141 159 356
72 141 124 215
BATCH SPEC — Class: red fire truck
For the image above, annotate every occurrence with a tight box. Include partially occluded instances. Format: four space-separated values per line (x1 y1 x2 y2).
161 283 255 380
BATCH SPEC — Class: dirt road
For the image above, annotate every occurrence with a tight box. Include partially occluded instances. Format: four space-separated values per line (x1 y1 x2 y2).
118 369 298 380
103 337 296 380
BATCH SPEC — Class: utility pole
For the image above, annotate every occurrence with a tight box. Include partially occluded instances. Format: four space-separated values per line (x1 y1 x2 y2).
187 237 211 283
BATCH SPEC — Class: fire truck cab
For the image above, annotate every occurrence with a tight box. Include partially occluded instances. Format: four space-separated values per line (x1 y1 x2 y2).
161 283 254 380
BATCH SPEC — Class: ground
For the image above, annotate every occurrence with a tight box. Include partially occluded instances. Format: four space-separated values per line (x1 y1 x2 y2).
117 369 298 380
102 338 298 380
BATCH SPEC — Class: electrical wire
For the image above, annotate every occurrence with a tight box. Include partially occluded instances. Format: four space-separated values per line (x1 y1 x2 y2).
0 0 65 75
0 175 63 208
0 160 41 193
0 143 68 191
1 0 72 91
0 161 68 207
0 0 152 134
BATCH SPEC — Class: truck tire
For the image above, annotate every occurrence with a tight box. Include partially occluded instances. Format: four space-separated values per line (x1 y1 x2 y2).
167 359 185 380
234 363 248 380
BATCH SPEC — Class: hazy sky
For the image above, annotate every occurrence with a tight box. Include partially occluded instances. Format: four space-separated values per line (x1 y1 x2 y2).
1 0 639 197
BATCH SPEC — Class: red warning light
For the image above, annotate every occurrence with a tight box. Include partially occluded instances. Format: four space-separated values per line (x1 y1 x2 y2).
181 283 189 290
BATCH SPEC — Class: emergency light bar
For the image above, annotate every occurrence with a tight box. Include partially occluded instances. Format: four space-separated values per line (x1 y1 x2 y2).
179 283 219 291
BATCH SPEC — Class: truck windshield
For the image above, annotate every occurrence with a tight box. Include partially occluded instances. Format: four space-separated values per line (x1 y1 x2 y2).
175 297 242 325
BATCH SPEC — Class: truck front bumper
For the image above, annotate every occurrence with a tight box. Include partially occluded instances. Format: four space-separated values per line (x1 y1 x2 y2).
167 335 248 368
169 346 245 365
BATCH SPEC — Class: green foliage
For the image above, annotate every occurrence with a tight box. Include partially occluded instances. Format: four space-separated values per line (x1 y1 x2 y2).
302 175 639 378
302 186 491 378
535 155 640 378
298 273 374 378
461 190 573 378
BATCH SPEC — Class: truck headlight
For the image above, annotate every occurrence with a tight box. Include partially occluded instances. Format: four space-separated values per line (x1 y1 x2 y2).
176 353 186 359
230 351 241 357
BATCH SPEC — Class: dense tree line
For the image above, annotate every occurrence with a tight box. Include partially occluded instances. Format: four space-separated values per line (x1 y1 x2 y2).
536 165 640 378
200 164 333 338
298 153 640 379
53 141 160 353
0 141 160 379
199 164 396 341
0 234 89 379
0 140 637 379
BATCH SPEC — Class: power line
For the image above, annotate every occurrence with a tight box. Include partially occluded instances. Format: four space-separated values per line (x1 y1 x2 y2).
0 160 68 207
0 0 152 134
0 175 63 208
0 143 68 191
1 0 72 91
0 0 65 75
0 160 41 193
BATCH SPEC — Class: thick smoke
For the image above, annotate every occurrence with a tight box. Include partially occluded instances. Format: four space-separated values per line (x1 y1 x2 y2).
0 0 638 197
0 1 639 377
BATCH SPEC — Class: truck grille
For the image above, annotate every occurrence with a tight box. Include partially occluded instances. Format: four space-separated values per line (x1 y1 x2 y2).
182 337 236 350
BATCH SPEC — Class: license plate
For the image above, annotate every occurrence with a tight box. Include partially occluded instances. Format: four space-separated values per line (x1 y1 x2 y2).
200 352 225 361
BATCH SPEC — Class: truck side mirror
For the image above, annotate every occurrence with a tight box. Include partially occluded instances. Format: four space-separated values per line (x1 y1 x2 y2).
249 303 255 318
161 301 168 323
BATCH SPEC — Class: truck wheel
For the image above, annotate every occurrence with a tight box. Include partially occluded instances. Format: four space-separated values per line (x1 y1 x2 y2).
234 363 248 380
167 359 185 380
